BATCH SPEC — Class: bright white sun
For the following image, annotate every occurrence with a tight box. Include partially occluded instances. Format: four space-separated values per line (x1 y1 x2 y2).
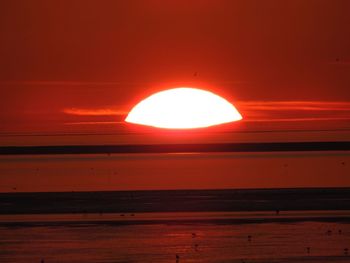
125 87 242 129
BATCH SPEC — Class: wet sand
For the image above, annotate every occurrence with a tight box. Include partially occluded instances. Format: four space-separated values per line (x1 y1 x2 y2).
1 214 350 262
1 188 350 262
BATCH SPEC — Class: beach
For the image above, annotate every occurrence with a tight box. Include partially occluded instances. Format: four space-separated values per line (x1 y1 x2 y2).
1 213 350 263
1 189 350 262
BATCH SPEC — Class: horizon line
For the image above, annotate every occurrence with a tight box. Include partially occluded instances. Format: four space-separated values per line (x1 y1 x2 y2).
0 141 349 155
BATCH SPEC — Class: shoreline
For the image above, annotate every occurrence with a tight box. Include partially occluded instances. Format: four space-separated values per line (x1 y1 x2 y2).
1 210 350 227
2 187 350 215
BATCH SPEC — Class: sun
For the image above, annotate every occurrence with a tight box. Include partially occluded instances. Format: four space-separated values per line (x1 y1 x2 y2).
125 87 242 129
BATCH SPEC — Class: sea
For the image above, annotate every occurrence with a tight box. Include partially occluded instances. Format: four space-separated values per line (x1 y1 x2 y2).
1 188 350 263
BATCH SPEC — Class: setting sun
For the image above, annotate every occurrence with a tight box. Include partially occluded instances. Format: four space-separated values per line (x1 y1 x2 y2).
125 87 242 129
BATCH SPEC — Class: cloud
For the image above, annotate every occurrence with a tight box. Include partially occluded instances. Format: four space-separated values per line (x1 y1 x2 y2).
243 117 350 122
63 108 127 116
236 101 350 111
62 101 350 124
64 121 123 125
236 101 350 123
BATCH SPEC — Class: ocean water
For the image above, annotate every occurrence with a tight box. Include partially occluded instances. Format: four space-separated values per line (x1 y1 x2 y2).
1 189 350 262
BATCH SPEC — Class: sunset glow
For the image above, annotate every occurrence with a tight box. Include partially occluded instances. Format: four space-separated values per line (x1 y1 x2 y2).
125 87 242 129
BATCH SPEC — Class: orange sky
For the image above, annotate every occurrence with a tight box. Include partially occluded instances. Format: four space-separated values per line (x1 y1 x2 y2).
0 1 349 192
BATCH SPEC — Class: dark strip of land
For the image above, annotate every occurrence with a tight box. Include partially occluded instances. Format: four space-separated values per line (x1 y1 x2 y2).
0 141 349 155
1 188 350 214
2 216 350 227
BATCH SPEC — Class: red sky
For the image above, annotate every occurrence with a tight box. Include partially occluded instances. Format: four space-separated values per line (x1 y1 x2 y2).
0 1 349 192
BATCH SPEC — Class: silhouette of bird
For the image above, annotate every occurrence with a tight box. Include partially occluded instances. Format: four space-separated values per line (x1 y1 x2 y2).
326 230 332 235
194 244 199 251
176 254 180 261
338 229 342 234
306 247 311 254
247 235 252 242
344 248 349 255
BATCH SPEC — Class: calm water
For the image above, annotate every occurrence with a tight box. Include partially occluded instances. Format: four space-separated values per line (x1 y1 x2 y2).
1 189 350 262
